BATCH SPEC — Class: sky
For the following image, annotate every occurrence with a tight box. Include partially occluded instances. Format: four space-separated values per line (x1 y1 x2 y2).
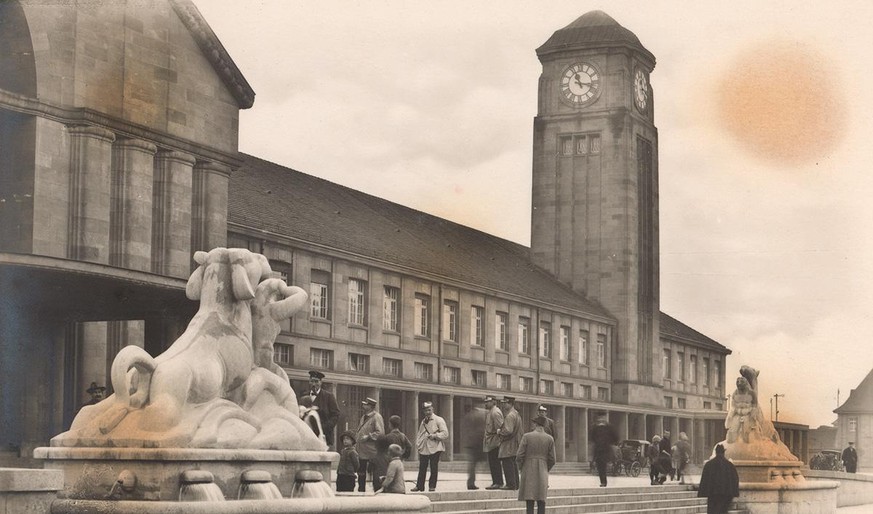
195 1 873 429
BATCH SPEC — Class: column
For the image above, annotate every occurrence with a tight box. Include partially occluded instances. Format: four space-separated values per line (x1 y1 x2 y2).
191 160 229 253
152 150 195 278
579 408 589 462
655 414 664 435
671 417 680 441
619 411 629 440
67 125 115 263
408 391 419 459
444 394 454 461
110 137 157 271
643 414 649 440
555 405 566 462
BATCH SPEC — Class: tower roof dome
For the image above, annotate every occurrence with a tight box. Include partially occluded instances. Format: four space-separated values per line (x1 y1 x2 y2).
537 10 655 66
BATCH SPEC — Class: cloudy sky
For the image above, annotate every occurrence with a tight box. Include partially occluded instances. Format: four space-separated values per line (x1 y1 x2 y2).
196 1 873 428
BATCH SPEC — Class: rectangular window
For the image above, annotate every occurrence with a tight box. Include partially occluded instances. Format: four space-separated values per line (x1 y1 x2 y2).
310 270 330 319
443 366 460 384
716 403 723 410
471 306 484 346
562 382 574 397
540 380 554 395
520 376 534 393
414 294 430 337
663 349 672 379
665 396 673 409
690 355 697 384
382 286 399 332
274 343 293 366
703 358 710 387
678 398 687 409
560 326 570 361
348 278 367 325
596 333 606 368
849 417 857 432
443 300 458 342
677 352 686 381
714 360 722 389
597 387 609 401
496 312 508 350
579 330 589 365
576 135 588 155
590 134 601 153
382 357 402 377
348 353 369 373
309 348 333 369
703 401 712 410
540 322 552 358
414 362 433 382
518 317 530 354
471 369 487 387
497 373 512 390
582 385 592 399
561 136 573 155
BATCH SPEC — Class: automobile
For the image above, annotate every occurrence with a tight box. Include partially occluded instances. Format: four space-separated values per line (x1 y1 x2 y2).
809 450 844 471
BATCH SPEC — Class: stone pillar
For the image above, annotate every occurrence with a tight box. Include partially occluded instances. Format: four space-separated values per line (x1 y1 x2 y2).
110 137 157 271
409 391 420 459
67 125 115 263
579 408 589 462
444 394 454 461
619 411 629 440
671 417 680 441
152 150 195 278
75 322 107 405
556 405 566 462
191 160 229 253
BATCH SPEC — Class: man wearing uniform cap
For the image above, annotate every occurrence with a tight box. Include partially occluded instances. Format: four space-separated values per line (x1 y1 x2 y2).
483 395 505 489
354 397 384 492
412 401 448 492
298 370 341 449
531 404 556 438
497 396 522 490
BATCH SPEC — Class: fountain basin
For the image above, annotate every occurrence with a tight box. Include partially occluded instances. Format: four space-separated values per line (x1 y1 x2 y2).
50 495 431 513
737 478 839 514
34 447 337 501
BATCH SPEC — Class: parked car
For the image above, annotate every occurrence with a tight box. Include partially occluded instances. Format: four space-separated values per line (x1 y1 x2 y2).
810 450 844 471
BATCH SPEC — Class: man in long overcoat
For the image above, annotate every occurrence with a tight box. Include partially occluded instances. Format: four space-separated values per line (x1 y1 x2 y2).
516 416 556 514
697 443 739 514
412 401 449 492
483 395 505 489
298 370 341 448
589 412 618 487
354 397 384 492
498 396 523 490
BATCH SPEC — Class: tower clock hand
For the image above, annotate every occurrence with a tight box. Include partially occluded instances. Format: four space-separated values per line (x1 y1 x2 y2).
573 74 588 88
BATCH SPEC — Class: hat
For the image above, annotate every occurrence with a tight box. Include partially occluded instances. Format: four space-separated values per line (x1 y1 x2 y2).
538 404 547 412
422 401 433 409
308 370 325 380
848 441 855 445
362 397 377 406
532 415 547 426
340 430 356 444
715 444 726 454
500 396 515 403
484 395 495 402
86 382 106 394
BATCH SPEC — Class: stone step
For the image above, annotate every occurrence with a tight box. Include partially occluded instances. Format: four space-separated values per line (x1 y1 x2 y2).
433 496 706 513
425 484 693 501
431 490 699 511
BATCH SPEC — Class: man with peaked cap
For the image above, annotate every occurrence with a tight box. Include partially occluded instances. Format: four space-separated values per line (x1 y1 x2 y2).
498 396 522 490
483 395 505 489
412 401 448 492
298 370 341 449
354 397 384 492
531 404 555 437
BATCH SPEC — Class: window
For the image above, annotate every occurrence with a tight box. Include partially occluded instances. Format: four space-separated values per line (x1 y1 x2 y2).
677 398 687 409
690 355 697 384
520 376 534 393
582 385 592 399
274 343 292 366
540 322 552 358
496 312 508 350
414 362 433 382
663 349 672 379
664 396 673 409
349 353 369 373
560 326 570 361
704 401 712 410
518 317 530 354
309 348 333 369
715 403 723 410
597 387 609 401
348 278 367 325
471 306 484 346
714 360 722 389
310 270 330 319
414 294 430 337
576 135 588 155
443 366 460 384
562 382 574 397
590 134 601 153
443 300 458 342
497 373 512 390
540 379 554 395
849 417 858 432
561 136 573 155
596 333 606 368
382 357 402 377
579 330 589 365
560 133 601 156
471 369 487 387
703 358 710 387
383 286 399 332
677 352 686 381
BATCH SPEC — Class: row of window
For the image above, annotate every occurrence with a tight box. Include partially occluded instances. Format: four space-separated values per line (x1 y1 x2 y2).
663 349 722 389
309 273 607 365
560 132 602 156
666 397 724 410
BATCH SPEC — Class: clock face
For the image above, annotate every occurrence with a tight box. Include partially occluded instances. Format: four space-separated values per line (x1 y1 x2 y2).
560 62 601 106
634 68 648 112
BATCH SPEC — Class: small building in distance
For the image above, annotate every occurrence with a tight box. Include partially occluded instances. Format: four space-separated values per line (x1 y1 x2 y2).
834 368 873 471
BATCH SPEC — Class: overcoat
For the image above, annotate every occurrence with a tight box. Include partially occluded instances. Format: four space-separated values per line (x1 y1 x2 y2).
416 413 449 455
355 411 385 460
483 404 504 452
516 429 556 501
498 407 523 458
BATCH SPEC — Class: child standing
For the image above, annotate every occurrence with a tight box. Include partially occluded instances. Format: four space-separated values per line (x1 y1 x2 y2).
336 430 359 492
375 444 406 494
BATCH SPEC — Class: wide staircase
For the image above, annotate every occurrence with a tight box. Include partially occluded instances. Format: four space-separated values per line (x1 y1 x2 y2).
420 484 748 513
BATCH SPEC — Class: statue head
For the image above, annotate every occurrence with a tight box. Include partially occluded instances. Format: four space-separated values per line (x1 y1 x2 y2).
736 376 750 391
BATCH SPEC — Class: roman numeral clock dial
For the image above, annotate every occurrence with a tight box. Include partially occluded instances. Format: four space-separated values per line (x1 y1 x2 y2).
560 62 601 106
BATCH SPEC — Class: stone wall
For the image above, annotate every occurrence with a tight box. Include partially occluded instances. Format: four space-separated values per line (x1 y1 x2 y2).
806 469 873 507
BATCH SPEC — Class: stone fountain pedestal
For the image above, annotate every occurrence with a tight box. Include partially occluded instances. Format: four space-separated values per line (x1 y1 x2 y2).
733 460 839 514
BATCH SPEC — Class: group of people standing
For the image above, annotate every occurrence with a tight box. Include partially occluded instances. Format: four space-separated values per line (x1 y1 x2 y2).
646 429 692 485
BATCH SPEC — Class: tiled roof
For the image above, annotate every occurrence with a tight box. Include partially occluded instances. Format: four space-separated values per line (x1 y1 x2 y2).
659 312 730 353
228 154 613 319
536 10 655 64
835 368 873 414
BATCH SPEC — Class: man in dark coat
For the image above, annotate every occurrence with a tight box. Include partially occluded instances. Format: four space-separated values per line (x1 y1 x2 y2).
697 443 740 514
842 442 858 473
588 412 618 487
498 396 523 490
483 395 505 489
460 404 487 490
659 429 674 480
298 370 341 449
531 404 556 437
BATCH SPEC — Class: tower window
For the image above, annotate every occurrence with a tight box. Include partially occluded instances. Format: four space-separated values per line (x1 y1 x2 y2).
561 137 573 155
576 136 588 154
559 132 601 156
590 134 601 153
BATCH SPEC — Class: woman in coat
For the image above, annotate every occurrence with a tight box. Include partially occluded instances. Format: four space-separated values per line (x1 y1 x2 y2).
516 416 556 514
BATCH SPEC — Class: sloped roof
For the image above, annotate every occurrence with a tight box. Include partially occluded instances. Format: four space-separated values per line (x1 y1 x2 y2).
536 10 655 65
659 312 731 353
228 154 613 320
835 368 873 414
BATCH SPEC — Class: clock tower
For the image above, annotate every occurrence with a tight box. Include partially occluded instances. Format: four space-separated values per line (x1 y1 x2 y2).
531 11 661 405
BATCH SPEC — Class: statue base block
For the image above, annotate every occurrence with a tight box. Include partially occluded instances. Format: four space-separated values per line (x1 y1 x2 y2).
34 446 337 501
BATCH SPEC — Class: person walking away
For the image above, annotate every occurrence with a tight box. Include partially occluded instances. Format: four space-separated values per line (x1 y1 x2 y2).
517 416 556 514
298 370 341 449
374 444 406 494
648 435 662 485
659 429 674 480
531 404 556 437
412 401 448 492
460 403 487 490
498 396 523 490
354 397 384 492
373 415 412 490
697 443 739 514
483 395 505 489
335 431 359 492
589 412 618 487
674 432 692 484
842 441 858 473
